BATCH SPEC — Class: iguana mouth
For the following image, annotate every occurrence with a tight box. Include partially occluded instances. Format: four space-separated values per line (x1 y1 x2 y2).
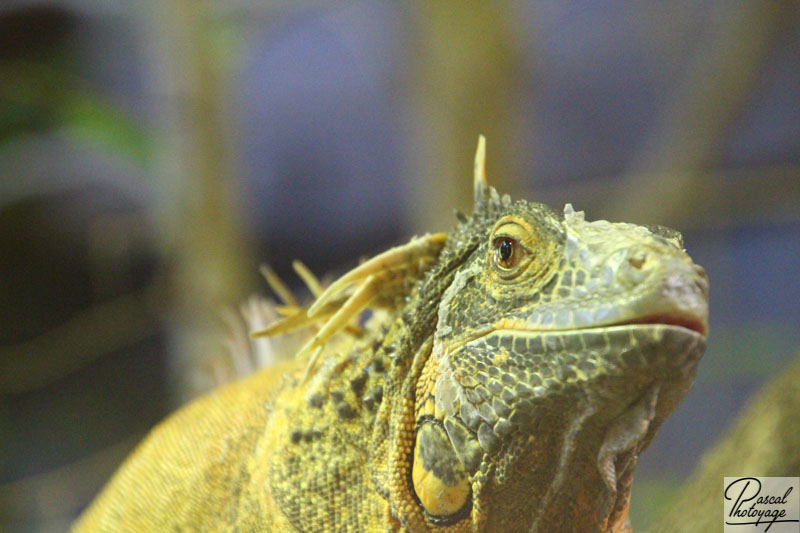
439 316 707 364
619 312 707 336
615 313 708 337
484 311 708 343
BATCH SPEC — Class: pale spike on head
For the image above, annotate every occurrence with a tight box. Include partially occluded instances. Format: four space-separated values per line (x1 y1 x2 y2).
473 134 488 204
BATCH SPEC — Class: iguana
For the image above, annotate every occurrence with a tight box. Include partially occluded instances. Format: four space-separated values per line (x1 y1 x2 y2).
72 137 709 532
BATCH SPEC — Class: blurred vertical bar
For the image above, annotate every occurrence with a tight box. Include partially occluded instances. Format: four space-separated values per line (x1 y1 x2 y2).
139 0 253 403
608 0 794 225
406 1 528 232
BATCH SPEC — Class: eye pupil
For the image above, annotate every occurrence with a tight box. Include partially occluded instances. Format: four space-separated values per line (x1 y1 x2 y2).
492 235 525 273
499 239 513 261
497 238 514 265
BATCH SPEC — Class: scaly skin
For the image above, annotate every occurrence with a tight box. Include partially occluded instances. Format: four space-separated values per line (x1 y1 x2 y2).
73 138 708 532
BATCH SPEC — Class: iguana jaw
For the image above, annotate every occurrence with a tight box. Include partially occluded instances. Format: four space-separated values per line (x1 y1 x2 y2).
427 322 705 532
456 320 706 406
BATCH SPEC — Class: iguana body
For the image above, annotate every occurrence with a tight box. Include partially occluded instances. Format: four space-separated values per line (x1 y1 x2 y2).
73 137 709 532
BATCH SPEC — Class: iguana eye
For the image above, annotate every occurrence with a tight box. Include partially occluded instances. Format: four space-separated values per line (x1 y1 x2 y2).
489 217 540 281
493 236 522 270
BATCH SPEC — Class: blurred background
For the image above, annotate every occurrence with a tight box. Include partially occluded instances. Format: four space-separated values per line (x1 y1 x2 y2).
1 1 798 531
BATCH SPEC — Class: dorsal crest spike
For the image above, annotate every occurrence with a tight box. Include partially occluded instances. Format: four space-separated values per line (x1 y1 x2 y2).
473 134 488 205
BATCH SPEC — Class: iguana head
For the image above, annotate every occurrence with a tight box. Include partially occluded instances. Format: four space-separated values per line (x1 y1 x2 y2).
402 137 708 532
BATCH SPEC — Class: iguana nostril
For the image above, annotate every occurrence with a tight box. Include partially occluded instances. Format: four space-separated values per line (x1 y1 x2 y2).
628 253 647 270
